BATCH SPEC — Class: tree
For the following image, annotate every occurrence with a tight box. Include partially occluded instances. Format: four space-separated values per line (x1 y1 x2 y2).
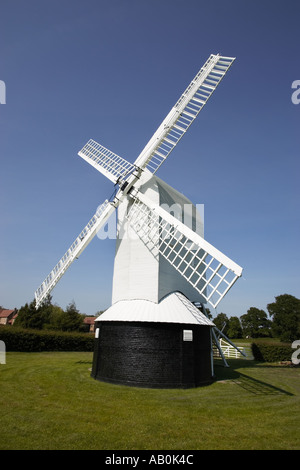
14 298 52 330
240 307 271 338
44 305 66 331
267 294 300 342
60 301 82 332
227 316 243 339
14 297 84 332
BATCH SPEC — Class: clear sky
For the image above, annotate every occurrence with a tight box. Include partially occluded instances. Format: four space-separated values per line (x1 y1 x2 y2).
1 0 299 318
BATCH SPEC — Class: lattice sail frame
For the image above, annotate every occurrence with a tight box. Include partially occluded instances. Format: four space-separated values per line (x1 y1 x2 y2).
78 139 135 184
78 55 235 184
134 54 235 174
127 192 242 308
35 200 115 308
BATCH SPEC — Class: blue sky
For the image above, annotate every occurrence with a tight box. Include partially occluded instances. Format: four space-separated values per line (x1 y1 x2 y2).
1 0 299 317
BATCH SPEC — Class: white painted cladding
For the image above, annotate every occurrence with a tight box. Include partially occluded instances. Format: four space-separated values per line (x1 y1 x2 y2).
112 172 205 305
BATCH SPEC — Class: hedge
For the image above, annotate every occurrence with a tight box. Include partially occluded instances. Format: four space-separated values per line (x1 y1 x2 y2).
0 326 94 352
251 341 293 362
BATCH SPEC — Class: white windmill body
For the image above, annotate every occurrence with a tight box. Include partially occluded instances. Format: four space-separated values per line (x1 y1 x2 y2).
35 54 244 388
111 171 205 305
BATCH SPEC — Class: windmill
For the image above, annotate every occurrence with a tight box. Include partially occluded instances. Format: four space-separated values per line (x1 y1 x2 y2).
35 53 244 388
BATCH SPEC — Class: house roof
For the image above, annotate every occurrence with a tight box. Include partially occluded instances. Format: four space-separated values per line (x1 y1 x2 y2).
96 292 214 326
0 309 16 318
83 316 96 325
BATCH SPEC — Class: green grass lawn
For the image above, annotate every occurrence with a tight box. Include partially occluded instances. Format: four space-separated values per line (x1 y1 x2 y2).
0 352 299 450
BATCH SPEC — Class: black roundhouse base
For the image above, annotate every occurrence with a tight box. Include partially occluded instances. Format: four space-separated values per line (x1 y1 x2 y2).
91 321 213 388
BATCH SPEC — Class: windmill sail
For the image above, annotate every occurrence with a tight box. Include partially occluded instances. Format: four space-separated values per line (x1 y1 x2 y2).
78 139 135 184
78 55 235 190
35 200 115 308
35 53 241 315
127 191 242 308
133 54 235 174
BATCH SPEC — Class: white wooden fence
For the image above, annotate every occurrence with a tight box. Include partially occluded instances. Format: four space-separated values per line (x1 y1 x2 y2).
213 338 253 359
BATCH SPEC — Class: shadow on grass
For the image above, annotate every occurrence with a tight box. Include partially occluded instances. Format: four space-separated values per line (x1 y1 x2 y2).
213 359 294 396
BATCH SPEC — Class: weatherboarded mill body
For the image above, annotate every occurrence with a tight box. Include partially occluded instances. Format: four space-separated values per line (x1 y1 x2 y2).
35 54 243 388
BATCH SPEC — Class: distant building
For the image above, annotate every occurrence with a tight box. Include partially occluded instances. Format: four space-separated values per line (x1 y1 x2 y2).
83 316 96 333
0 308 18 325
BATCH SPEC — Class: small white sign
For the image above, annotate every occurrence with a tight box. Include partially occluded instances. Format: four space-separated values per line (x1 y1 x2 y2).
183 330 193 342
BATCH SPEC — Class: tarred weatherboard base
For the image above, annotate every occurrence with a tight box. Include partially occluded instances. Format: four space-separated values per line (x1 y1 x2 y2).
92 321 213 388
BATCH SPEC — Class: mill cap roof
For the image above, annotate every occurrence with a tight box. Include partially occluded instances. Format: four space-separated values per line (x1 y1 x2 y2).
96 292 214 326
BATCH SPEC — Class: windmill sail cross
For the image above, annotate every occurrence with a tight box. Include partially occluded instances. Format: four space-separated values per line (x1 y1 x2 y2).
35 53 241 313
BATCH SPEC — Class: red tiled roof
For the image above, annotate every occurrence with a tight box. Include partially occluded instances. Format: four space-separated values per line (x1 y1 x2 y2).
83 316 96 325
0 309 15 318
